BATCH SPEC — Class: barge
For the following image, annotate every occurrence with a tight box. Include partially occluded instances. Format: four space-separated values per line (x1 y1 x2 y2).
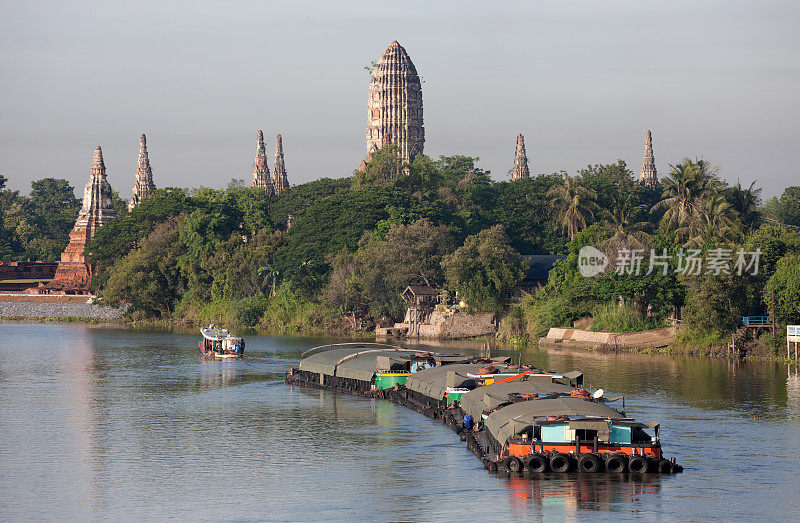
286 343 682 475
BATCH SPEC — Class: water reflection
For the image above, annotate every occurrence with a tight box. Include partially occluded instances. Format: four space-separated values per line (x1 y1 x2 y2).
1 323 799 520
505 474 662 518
198 357 240 391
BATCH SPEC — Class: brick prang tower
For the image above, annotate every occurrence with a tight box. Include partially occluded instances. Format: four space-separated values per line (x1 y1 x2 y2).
510 133 530 180
365 41 424 166
639 130 658 186
127 133 156 211
251 129 274 193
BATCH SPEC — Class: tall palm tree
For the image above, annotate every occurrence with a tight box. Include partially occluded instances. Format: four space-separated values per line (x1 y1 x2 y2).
652 158 723 245
681 192 738 247
726 180 762 232
547 175 599 240
600 193 651 251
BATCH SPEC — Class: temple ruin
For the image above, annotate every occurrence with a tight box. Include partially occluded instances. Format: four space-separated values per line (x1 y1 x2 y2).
46 146 117 292
251 129 274 193
127 133 156 211
639 130 658 186
364 41 424 168
510 134 530 180
272 134 289 195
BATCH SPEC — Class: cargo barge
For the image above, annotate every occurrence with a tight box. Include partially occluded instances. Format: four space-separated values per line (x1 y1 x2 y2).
286 343 682 475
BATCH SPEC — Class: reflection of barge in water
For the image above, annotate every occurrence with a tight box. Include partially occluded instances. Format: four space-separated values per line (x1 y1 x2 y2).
286 343 682 475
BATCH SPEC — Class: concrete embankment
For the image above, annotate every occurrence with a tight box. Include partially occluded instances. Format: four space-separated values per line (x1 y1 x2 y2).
0 297 125 320
539 326 676 351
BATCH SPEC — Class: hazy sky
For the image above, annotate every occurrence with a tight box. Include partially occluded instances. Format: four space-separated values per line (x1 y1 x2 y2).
1 1 798 199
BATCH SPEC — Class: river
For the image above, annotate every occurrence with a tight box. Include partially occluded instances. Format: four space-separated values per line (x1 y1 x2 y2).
1 322 798 521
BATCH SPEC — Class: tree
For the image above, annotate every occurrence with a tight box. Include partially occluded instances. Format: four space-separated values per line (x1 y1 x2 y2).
653 158 724 245
353 143 405 187
764 254 800 325
25 178 81 259
600 192 651 252
87 188 192 287
764 186 800 226
547 175 599 240
102 218 185 317
325 218 454 321
579 160 635 211
726 180 762 232
484 175 566 255
442 225 526 313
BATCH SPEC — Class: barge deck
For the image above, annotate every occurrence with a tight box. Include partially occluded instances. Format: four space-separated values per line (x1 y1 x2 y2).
286 343 682 476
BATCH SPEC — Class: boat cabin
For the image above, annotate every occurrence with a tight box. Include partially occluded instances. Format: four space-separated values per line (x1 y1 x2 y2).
200 325 244 356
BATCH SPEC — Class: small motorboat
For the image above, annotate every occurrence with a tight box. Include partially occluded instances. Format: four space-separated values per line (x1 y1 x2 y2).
199 324 244 360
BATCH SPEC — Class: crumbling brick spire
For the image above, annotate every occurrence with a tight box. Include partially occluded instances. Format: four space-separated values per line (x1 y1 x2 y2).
251 129 273 193
364 41 424 168
47 146 117 292
510 133 530 180
639 130 658 186
127 133 156 211
272 134 289 195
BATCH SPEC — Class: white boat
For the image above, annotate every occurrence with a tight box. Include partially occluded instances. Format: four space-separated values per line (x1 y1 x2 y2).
199 324 244 360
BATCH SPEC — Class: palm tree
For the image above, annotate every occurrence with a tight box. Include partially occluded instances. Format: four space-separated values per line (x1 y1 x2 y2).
652 158 723 245
681 192 738 247
600 193 651 251
547 175 599 240
726 180 762 232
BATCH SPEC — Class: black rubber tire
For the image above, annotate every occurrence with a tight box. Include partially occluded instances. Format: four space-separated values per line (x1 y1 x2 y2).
550 453 572 473
657 459 675 474
488 461 498 473
505 456 523 474
628 455 648 473
605 453 628 473
526 453 548 474
578 453 601 473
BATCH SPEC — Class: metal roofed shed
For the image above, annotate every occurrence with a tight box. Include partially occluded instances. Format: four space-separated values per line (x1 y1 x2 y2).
484 397 627 447
459 380 575 421
519 255 567 293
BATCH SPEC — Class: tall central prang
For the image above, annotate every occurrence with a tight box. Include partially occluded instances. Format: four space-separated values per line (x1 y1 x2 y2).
365 41 424 165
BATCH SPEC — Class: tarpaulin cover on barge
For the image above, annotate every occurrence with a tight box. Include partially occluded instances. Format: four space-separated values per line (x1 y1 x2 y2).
485 397 627 446
299 347 418 381
459 380 575 421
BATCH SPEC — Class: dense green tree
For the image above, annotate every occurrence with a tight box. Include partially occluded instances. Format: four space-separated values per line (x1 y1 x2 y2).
484 175 566 254
353 144 405 187
764 254 800 325
87 188 192 287
442 225 526 313
763 186 800 227
726 180 762 232
325 218 454 321
599 192 650 252
653 158 724 245
547 175 599 240
579 160 635 211
101 218 185 317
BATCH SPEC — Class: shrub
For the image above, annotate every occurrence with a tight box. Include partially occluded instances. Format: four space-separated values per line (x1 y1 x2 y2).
590 303 664 333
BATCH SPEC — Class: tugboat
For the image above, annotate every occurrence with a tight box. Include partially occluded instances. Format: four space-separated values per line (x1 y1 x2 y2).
199 324 244 360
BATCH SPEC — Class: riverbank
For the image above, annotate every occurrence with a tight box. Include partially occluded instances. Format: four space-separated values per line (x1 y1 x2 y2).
0 300 126 320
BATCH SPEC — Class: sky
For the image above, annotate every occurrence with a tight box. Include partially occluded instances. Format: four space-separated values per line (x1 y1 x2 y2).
1 0 798 199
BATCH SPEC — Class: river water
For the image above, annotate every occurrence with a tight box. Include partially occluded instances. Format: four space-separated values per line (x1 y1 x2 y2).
1 322 798 521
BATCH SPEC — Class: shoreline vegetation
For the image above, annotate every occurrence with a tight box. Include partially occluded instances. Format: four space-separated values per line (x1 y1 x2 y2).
2 149 799 363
